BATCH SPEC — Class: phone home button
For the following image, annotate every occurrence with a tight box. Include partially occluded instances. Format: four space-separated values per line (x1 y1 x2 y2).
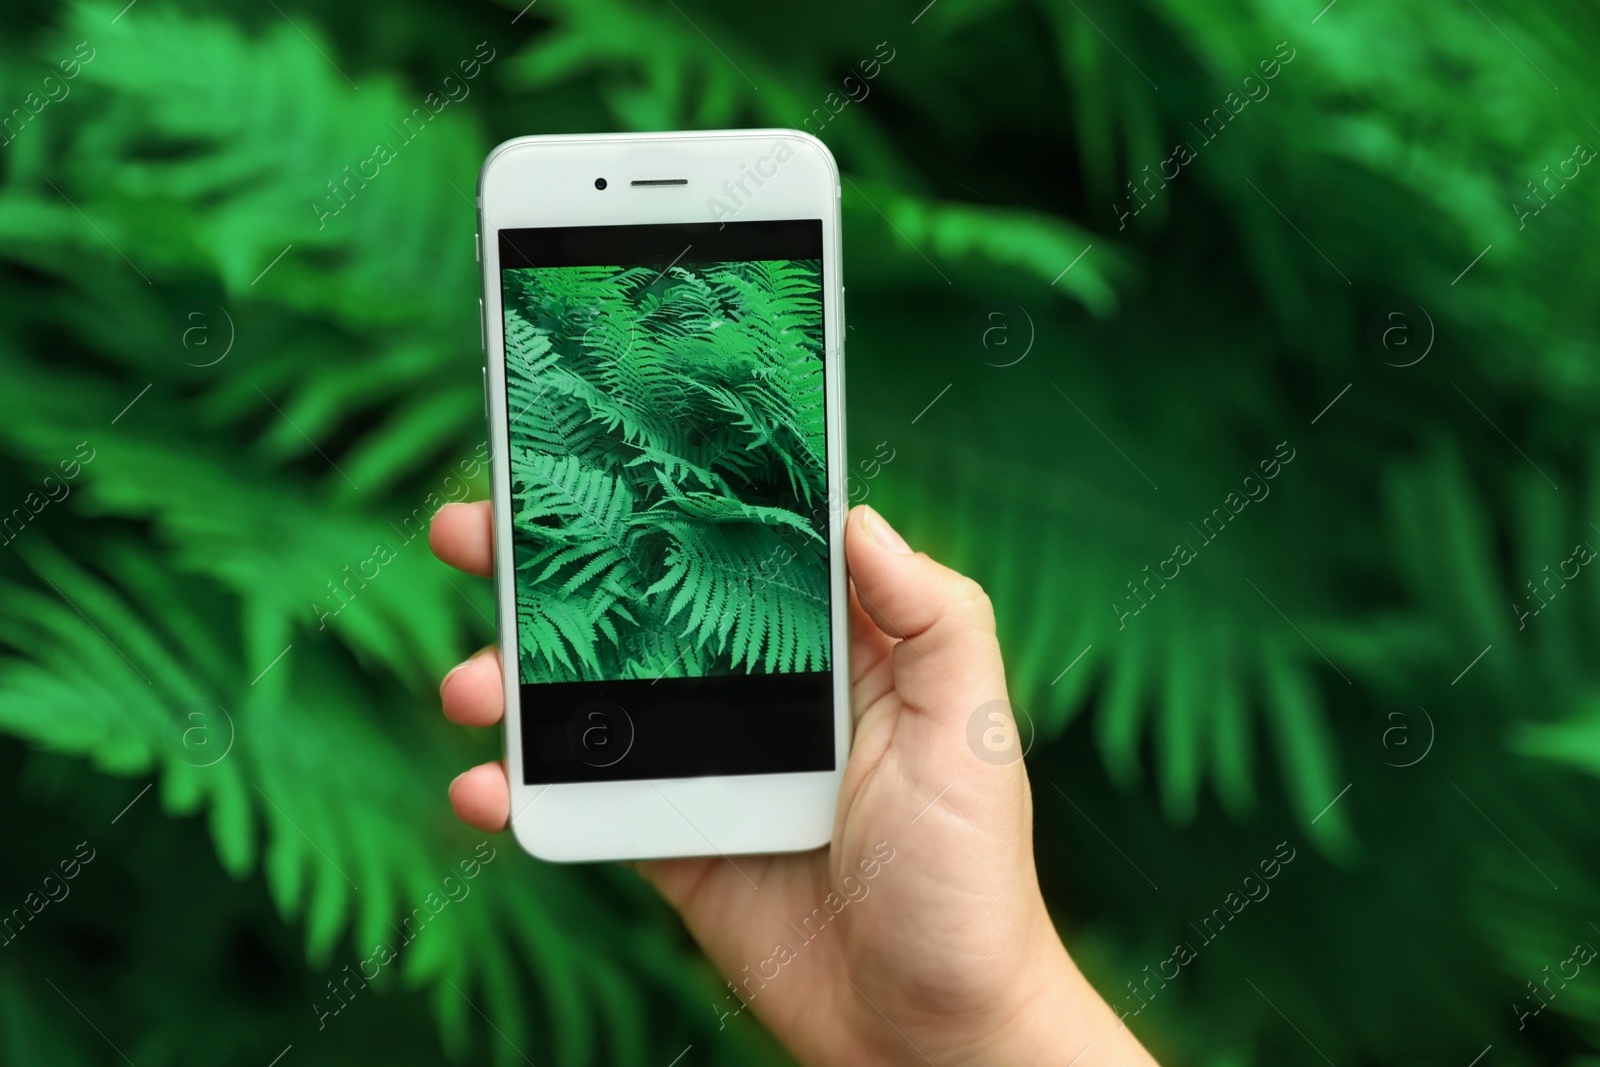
566 700 634 768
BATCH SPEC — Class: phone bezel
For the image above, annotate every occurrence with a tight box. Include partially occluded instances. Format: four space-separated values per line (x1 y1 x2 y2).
477 129 849 863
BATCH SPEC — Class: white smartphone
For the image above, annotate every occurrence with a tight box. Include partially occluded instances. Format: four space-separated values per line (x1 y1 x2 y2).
475 130 850 863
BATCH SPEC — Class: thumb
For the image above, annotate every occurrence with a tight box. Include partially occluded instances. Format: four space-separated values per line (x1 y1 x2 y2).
845 505 1008 725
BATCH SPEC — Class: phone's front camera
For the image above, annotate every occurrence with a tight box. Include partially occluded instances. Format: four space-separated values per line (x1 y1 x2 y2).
594 178 607 190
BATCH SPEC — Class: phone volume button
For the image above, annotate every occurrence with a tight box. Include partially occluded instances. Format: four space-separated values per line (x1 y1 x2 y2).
481 367 489 419
479 298 486 353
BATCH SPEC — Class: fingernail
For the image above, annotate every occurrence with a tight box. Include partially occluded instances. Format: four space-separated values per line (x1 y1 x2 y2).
862 506 912 554
440 660 469 698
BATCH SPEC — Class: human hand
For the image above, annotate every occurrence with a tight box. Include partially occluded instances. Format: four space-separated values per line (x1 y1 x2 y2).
431 501 1158 1066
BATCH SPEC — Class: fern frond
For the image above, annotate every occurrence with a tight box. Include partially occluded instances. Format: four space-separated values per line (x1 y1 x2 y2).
644 521 829 674
641 469 823 543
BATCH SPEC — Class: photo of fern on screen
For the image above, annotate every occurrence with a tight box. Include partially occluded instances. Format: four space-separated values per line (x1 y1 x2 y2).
501 255 832 686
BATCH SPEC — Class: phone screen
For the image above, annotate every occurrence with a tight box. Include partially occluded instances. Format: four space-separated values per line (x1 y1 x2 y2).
498 220 836 784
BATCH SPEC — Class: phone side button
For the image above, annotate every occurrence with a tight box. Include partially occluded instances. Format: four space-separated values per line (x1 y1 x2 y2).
481 367 489 419
479 298 486 352
475 232 481 263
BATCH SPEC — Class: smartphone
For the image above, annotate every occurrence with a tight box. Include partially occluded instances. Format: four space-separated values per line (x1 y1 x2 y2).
475 130 850 863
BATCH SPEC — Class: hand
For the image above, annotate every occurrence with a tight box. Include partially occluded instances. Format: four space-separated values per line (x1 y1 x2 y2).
430 501 1158 1066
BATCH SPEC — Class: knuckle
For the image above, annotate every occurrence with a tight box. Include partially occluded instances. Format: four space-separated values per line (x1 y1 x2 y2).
949 576 996 629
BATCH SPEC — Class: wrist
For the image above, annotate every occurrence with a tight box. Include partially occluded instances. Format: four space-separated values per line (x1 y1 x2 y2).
941 926 1157 1067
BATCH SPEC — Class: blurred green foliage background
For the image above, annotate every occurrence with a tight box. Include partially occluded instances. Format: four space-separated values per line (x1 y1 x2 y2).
1 0 1598 1063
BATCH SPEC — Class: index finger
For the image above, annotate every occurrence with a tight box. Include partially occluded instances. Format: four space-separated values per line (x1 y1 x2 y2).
430 500 493 577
